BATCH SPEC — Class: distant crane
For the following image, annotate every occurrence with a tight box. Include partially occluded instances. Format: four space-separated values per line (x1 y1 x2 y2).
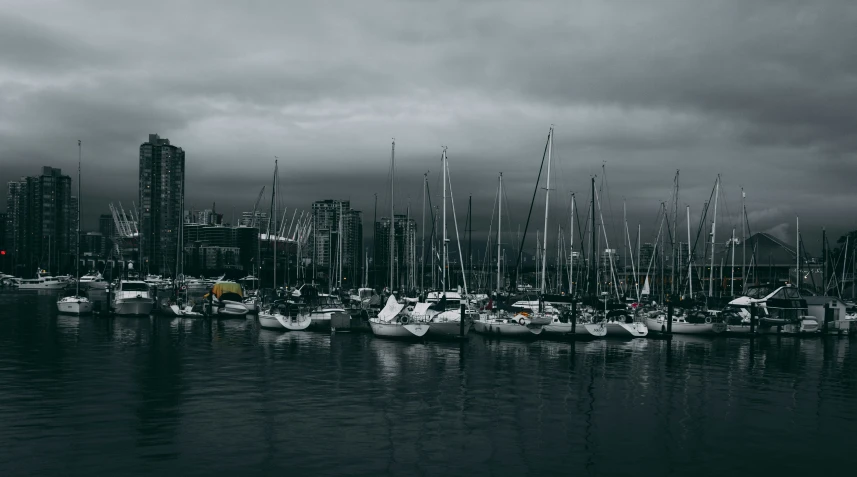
250 186 266 229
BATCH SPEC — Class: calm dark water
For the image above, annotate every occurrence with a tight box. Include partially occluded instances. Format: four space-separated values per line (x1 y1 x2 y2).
1 292 855 477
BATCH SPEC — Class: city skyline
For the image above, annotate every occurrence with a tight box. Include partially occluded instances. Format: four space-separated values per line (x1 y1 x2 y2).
2 1 856 254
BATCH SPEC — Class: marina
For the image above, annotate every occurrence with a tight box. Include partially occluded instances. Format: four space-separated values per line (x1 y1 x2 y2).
2 2 855 474
1 289 855 476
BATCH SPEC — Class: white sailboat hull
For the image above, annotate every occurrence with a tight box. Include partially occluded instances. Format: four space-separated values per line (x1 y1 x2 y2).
57 297 93 315
369 320 429 338
303 309 347 330
426 320 469 338
473 319 543 336
258 312 285 329
605 321 648 337
544 320 607 337
274 313 312 331
114 298 154 316
645 317 723 335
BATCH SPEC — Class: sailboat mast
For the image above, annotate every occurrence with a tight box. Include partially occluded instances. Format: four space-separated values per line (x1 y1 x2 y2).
540 126 553 295
569 194 575 296
672 171 679 296
390 140 395 291
741 189 746 294
730 228 736 296
76 140 81 296
273 159 278 291
796 216 800 290
708 176 719 297
687 205 692 297
497 173 503 299
590 177 596 297
421 173 426 294
338 201 343 290
623 200 627 296
442 147 448 291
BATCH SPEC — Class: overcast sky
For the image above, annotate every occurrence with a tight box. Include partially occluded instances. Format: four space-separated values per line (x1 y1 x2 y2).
1 0 855 254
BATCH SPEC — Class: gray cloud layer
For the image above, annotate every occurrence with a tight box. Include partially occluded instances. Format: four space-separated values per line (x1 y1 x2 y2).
1 0 855 252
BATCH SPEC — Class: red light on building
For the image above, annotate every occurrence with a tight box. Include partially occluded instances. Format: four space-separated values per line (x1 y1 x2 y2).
0 250 5 255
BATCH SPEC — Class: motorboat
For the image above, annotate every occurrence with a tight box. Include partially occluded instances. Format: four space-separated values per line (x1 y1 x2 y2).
725 284 819 335
0 273 19 288
79 272 109 290
369 296 430 339
19 270 72 291
204 281 249 317
112 280 154 316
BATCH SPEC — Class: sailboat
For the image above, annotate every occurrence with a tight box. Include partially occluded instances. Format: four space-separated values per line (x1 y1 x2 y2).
57 140 93 315
258 159 307 330
369 139 431 339
426 147 470 338
474 129 558 338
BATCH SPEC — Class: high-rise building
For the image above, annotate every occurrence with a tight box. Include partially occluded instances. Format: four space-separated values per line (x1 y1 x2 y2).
139 134 185 275
374 214 416 291
311 200 363 287
241 211 270 232
5 168 73 276
99 214 116 240
4 181 23 268
639 243 655 273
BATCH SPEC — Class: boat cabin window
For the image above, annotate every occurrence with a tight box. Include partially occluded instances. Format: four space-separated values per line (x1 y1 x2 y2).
746 285 772 299
122 283 149 292
785 287 801 299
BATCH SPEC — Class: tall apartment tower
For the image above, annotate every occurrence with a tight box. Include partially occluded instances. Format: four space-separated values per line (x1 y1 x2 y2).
139 134 185 275
311 200 363 287
374 214 416 291
5 167 73 276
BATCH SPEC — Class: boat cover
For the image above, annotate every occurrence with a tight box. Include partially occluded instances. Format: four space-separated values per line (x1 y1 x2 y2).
205 282 243 301
377 296 405 322
412 303 432 316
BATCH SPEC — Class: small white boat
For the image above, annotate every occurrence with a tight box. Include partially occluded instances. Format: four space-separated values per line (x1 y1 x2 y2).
204 281 249 317
79 272 109 290
369 296 430 339
57 295 93 315
113 280 155 316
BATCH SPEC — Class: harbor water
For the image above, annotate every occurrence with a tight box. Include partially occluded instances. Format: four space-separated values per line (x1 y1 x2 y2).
1 292 855 476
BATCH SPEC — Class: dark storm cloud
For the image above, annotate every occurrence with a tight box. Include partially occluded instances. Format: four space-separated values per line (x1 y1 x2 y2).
1 0 855 249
